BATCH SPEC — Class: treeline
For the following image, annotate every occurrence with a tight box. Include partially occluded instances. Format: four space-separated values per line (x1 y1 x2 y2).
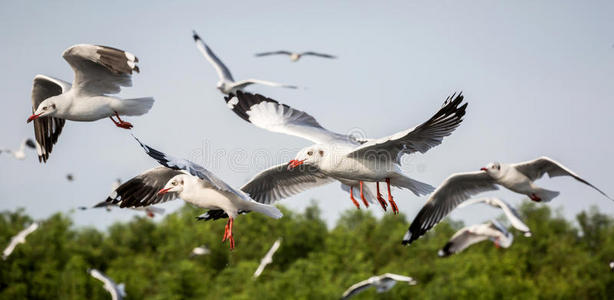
1 202 613 299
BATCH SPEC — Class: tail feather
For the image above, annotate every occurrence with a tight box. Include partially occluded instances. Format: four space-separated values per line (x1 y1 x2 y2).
391 175 435 196
118 97 154 116
245 201 282 219
535 189 560 203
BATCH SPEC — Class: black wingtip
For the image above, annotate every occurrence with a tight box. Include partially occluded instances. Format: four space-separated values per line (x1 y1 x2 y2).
192 30 201 42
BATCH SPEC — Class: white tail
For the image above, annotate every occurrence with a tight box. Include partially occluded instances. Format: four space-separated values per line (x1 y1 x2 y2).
118 97 154 116
392 175 436 196
245 201 283 219
534 188 560 203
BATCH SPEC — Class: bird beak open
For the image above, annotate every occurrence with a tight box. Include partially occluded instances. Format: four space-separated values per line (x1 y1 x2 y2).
158 188 171 195
480 167 488 171
287 159 305 170
27 113 41 123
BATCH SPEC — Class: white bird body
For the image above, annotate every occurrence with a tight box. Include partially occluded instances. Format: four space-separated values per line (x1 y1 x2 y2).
1 139 36 160
341 273 416 299
438 220 514 257
191 245 210 256
88 269 126 300
2 222 39 260
458 197 531 236
253 238 282 278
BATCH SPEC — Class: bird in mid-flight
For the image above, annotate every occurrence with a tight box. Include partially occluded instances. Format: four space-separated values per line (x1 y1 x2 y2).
255 50 336 62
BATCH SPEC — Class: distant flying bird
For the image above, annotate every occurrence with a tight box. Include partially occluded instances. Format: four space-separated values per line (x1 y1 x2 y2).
403 157 611 245
27 44 154 162
254 50 336 62
253 238 282 278
2 222 39 260
0 138 36 160
438 220 514 257
221 91 467 214
105 137 282 250
341 273 417 299
458 197 531 237
88 269 126 300
190 245 210 257
192 30 297 95
610 261 614 271
66 174 74 182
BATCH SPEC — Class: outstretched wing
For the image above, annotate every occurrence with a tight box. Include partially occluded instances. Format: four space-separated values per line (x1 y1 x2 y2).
301 51 336 59
438 226 490 257
227 91 351 144
341 279 373 299
62 44 139 96
193 30 234 82
230 79 298 91
30 75 71 163
347 93 467 162
512 157 611 200
255 51 293 57
106 166 183 208
402 171 498 245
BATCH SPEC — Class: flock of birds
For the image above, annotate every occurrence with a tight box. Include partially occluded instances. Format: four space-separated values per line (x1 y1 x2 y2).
2 29 613 299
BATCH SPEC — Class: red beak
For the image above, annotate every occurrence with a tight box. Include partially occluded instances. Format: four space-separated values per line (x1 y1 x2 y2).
158 188 171 195
480 167 488 171
287 159 305 170
27 113 41 123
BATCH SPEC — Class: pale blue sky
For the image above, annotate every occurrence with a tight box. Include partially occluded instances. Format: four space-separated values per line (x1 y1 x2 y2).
1 0 613 231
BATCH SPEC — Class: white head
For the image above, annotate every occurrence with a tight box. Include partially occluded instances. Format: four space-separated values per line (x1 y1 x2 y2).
158 175 186 195
480 161 503 178
27 98 58 123
287 145 327 170
216 81 226 92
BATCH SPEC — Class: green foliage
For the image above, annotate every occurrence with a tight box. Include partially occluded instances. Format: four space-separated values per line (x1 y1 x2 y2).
1 202 613 299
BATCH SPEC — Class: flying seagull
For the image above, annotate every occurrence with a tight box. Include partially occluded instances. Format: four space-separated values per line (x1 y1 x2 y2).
27 44 154 162
79 178 164 218
190 245 211 257
341 273 417 299
0 138 36 160
458 197 531 237
438 220 514 257
192 30 297 95
2 222 39 260
221 91 467 214
88 268 126 300
403 157 611 245
255 50 336 62
253 238 282 278
105 136 282 250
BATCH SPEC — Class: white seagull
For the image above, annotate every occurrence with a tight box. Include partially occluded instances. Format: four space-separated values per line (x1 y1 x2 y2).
253 238 282 278
192 31 297 95
403 157 611 245
88 268 126 300
223 91 467 213
105 137 282 250
190 245 211 257
438 220 514 257
341 273 417 299
2 222 39 260
458 197 531 237
27 44 154 162
255 50 336 62
0 138 36 160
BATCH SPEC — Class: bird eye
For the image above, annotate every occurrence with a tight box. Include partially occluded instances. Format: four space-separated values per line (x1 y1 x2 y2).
172 181 177 186
42 107 47 110
319 150 324 156
307 151 313 156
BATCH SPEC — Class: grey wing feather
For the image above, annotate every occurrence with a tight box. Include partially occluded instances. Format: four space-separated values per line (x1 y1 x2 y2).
301 51 337 58
192 31 234 81
341 280 373 299
255 51 293 57
241 163 334 204
512 157 611 199
31 75 70 163
403 171 498 245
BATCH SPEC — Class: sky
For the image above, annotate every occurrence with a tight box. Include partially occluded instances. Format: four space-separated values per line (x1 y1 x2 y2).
1 0 613 232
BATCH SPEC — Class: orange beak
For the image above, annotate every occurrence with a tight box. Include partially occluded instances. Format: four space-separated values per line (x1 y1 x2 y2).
287 159 305 170
480 167 488 171
158 188 172 195
27 113 41 123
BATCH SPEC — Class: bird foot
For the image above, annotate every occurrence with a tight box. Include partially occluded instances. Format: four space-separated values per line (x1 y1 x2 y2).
529 193 542 202
349 187 360 209
359 181 369 208
115 121 133 129
388 195 399 214
376 193 388 211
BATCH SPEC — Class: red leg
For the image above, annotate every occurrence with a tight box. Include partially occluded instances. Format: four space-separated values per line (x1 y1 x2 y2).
112 112 133 129
385 178 399 214
359 181 369 207
349 187 360 209
530 193 542 202
228 217 235 250
222 220 230 241
375 182 387 211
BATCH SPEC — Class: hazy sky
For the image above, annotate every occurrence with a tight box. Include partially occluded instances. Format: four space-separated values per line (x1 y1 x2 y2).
1 0 613 232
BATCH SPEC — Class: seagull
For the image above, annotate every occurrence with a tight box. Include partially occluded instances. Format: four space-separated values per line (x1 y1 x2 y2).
0 138 36 160
254 50 336 62
610 261 614 271
223 91 467 214
190 245 211 257
438 220 514 257
105 137 283 250
403 156 612 245
341 273 417 299
458 197 531 237
253 238 282 278
66 173 74 182
2 222 39 260
27 44 154 162
88 268 126 300
192 31 297 95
